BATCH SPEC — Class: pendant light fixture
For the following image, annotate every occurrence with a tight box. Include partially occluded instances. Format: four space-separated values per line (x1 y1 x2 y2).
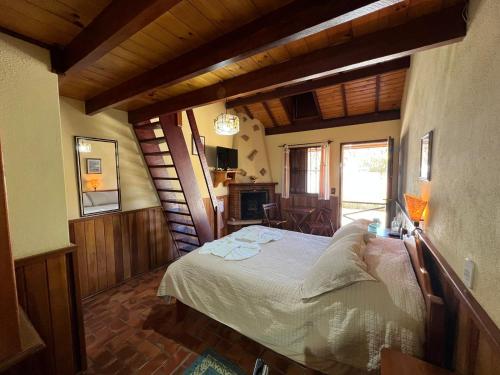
214 101 239 135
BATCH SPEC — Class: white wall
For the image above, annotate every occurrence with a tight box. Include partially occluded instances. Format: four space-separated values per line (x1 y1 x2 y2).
400 0 500 325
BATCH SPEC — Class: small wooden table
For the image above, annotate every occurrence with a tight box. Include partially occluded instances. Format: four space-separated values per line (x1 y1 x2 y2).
381 349 455 375
284 207 315 233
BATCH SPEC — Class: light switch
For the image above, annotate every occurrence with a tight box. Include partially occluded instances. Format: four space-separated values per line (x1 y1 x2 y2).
463 258 475 289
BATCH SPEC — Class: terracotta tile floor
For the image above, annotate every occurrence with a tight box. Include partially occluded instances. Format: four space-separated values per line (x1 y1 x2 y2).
83 267 319 375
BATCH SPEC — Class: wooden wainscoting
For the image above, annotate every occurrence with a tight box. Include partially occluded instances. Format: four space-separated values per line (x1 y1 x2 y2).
419 232 500 375
276 193 339 231
10 245 85 375
69 206 174 299
203 195 229 239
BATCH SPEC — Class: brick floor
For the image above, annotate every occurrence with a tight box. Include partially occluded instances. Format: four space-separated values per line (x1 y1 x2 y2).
82 268 320 375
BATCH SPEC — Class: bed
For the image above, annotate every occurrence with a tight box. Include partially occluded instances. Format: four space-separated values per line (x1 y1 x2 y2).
157 225 433 374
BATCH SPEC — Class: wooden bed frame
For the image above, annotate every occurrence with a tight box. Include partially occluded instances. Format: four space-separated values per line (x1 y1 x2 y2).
403 235 446 366
176 218 500 374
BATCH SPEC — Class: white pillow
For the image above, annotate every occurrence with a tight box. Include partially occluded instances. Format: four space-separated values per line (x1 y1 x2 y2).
332 219 371 242
82 193 93 207
301 233 375 299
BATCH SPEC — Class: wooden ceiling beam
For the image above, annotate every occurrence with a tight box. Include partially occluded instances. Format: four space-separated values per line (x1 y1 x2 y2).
243 106 253 120
262 102 278 127
265 110 401 135
128 4 466 124
375 75 381 112
53 0 182 76
341 84 349 117
226 57 410 108
86 0 405 114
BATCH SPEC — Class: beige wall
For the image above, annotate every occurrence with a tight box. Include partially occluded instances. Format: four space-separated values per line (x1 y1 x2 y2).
0 33 70 258
400 0 500 326
60 97 159 219
264 120 402 197
180 103 235 198
232 114 273 184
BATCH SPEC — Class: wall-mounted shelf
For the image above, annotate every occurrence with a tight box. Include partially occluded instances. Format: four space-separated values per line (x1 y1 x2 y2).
213 170 237 187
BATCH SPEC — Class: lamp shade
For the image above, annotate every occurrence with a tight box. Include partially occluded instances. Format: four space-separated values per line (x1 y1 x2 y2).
88 178 100 191
404 193 427 222
214 113 239 135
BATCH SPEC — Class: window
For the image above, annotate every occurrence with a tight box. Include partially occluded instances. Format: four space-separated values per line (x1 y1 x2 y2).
289 146 321 194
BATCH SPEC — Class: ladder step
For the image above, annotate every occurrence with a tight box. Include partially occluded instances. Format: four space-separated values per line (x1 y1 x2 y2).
161 199 187 205
177 244 198 253
139 136 166 144
175 238 200 247
164 209 190 216
169 220 194 227
159 189 183 193
134 123 161 130
153 177 179 181
144 151 170 156
149 165 175 168
171 229 198 237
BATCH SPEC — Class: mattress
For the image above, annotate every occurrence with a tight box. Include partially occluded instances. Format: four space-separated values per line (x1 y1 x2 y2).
157 227 426 374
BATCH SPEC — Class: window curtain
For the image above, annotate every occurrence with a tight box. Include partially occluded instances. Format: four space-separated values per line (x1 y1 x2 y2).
318 143 330 200
281 145 290 198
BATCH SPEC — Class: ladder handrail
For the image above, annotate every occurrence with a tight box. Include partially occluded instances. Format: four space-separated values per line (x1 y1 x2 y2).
186 109 220 238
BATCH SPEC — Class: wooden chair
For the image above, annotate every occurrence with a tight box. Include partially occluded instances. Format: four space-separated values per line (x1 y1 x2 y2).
262 203 287 229
307 207 334 236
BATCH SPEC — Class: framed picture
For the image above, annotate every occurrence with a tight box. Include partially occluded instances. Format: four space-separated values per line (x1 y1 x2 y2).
192 135 205 155
419 130 433 181
86 158 102 174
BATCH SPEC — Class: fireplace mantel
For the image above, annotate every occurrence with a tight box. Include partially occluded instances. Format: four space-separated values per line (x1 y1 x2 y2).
228 182 277 187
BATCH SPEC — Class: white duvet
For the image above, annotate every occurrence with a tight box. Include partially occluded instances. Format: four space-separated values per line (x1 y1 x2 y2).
157 227 426 374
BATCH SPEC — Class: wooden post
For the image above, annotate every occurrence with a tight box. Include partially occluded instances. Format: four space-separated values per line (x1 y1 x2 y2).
186 109 221 238
0 139 22 361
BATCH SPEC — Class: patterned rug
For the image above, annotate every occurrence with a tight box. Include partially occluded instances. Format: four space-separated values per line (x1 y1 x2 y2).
184 349 246 375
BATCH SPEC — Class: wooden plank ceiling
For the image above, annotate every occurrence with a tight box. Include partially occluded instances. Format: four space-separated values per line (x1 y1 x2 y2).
232 68 407 130
0 0 466 133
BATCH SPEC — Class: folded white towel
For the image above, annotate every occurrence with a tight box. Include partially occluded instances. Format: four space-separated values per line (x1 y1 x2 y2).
198 236 261 260
224 243 260 261
230 225 284 244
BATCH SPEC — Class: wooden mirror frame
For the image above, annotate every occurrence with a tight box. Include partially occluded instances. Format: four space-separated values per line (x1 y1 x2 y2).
75 136 121 217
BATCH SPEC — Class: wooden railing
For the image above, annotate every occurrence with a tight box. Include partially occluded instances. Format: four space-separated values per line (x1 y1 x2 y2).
186 109 221 239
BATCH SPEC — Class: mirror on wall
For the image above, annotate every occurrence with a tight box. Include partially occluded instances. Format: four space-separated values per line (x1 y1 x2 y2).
75 136 121 217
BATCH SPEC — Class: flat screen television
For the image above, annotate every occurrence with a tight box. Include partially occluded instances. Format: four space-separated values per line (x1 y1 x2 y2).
216 146 238 170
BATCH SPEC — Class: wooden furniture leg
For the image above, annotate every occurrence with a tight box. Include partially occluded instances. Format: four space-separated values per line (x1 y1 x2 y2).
175 300 188 323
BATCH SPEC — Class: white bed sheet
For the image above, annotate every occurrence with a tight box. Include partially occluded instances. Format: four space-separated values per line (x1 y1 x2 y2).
157 227 426 374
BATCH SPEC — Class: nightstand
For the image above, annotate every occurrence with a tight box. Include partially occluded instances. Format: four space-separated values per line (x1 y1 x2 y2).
381 349 455 375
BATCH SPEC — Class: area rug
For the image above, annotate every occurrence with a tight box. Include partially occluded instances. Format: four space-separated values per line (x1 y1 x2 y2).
184 349 246 375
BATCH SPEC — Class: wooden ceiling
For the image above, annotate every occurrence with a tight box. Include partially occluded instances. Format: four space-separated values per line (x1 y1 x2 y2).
0 0 466 133
233 68 407 130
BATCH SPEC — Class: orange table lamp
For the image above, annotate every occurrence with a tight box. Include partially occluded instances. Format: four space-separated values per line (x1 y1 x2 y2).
88 178 100 192
404 193 428 228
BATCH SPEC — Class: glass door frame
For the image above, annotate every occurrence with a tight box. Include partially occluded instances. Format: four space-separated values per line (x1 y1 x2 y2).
338 138 394 227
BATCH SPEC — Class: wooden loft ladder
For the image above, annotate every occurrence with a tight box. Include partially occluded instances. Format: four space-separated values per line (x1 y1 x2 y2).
133 112 214 255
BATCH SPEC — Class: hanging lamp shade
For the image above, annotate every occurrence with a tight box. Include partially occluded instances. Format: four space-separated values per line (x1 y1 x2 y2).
214 113 239 135
404 193 428 223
